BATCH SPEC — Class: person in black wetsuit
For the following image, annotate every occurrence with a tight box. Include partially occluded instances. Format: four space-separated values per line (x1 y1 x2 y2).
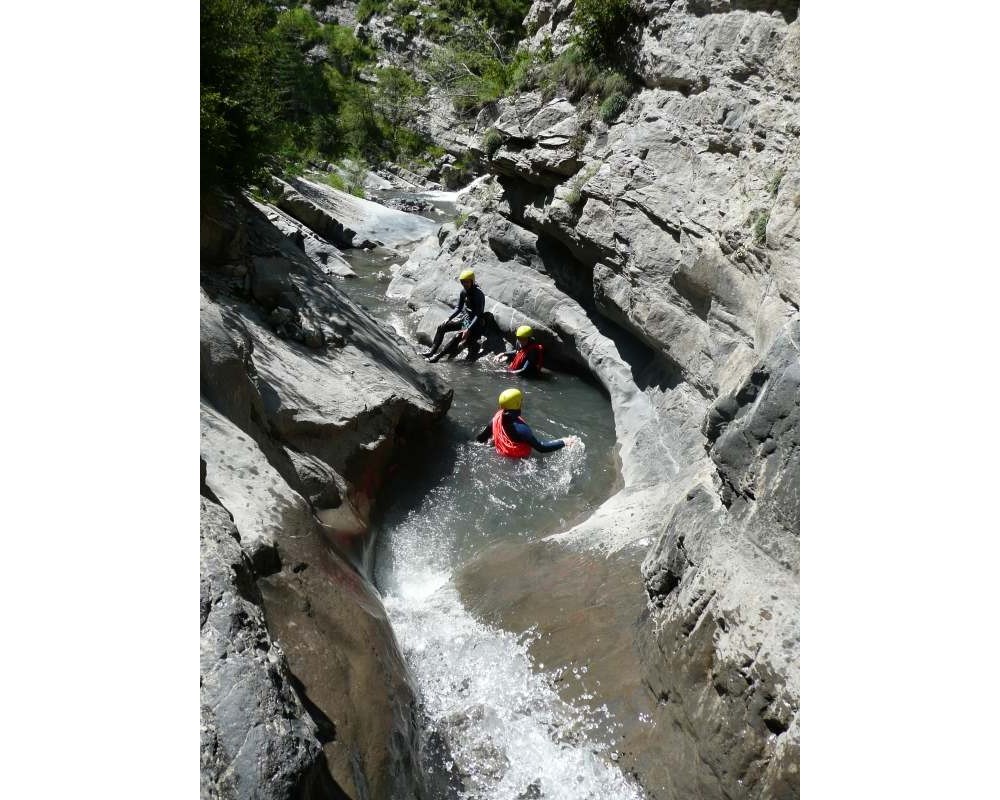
423 268 486 363
474 388 580 457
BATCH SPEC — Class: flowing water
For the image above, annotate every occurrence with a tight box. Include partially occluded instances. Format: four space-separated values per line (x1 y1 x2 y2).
339 192 646 800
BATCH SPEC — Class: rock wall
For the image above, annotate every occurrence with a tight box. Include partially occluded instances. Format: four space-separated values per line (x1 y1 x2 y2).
388 1 800 797
200 191 452 800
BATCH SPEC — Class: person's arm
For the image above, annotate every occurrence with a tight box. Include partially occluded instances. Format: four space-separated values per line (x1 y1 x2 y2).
510 418 565 453
474 421 492 443
446 291 466 323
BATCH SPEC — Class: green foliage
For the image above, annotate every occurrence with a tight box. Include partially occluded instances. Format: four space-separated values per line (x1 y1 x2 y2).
202 0 439 190
442 150 480 189
426 21 535 116
563 160 601 209
454 211 471 227
528 45 633 104
435 0 533 47
356 0 388 23
422 15 455 40
373 66 426 141
572 0 638 65
483 128 503 158
320 24 375 74
201 0 280 191
753 210 770 245
399 14 419 36
599 92 628 123
767 169 785 197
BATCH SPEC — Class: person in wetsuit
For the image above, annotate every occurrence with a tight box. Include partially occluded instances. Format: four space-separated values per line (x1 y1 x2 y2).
496 325 545 377
423 268 486 363
474 388 580 457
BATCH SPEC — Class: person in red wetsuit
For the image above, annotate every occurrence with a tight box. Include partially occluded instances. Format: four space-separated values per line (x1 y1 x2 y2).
497 325 545 377
474 388 579 458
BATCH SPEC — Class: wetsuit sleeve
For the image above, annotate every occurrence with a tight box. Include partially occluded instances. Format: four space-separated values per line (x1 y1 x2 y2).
474 422 492 443
447 290 466 322
509 418 564 453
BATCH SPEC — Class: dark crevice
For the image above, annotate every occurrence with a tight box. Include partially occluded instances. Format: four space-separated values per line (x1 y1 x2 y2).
291 750 352 800
763 716 789 736
288 672 338 745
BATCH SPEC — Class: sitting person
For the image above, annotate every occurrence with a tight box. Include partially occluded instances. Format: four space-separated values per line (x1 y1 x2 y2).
496 325 545 377
474 388 579 458
423 268 486 363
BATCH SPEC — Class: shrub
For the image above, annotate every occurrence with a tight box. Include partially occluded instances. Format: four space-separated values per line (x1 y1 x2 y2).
563 160 600 208
599 92 628 123
422 16 454 40
483 128 503 158
767 169 785 196
572 0 638 65
398 14 419 37
356 0 388 23
535 45 631 104
753 210 769 245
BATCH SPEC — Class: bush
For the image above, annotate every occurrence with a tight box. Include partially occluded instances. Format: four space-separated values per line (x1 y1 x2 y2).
599 92 628 123
534 45 632 104
572 0 638 65
422 16 454 40
753 211 769 245
767 169 785 196
356 0 388 23
398 14 419 37
483 128 503 158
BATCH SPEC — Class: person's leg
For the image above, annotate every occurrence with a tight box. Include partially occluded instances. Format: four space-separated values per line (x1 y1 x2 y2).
424 320 461 357
431 331 463 362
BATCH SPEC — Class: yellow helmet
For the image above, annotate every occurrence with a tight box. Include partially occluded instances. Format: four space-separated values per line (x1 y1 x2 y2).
515 325 533 339
459 269 475 282
498 388 523 410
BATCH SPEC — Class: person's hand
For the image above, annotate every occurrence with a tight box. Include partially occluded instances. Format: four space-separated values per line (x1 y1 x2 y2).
563 435 581 447
460 330 470 343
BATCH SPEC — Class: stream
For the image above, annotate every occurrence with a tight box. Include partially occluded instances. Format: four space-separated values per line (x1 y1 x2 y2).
339 189 647 800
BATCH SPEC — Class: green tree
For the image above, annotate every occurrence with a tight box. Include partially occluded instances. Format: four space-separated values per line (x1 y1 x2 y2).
200 0 280 190
572 0 638 65
373 67 426 144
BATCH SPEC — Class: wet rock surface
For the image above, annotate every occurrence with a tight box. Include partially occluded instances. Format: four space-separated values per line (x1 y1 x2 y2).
200 191 452 799
200 496 347 800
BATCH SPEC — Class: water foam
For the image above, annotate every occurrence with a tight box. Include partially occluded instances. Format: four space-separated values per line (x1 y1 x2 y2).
378 442 644 800
384 580 644 800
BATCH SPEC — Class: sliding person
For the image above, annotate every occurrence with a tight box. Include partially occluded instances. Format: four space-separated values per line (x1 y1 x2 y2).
475 388 579 458
423 269 486 363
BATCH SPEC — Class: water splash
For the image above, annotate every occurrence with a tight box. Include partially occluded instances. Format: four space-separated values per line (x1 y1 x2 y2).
384 580 644 800
379 441 643 800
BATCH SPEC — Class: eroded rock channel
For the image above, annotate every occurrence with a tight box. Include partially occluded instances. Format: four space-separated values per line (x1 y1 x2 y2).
201 1 799 798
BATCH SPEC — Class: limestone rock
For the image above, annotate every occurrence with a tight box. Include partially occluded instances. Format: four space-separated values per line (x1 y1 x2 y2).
200 497 341 800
